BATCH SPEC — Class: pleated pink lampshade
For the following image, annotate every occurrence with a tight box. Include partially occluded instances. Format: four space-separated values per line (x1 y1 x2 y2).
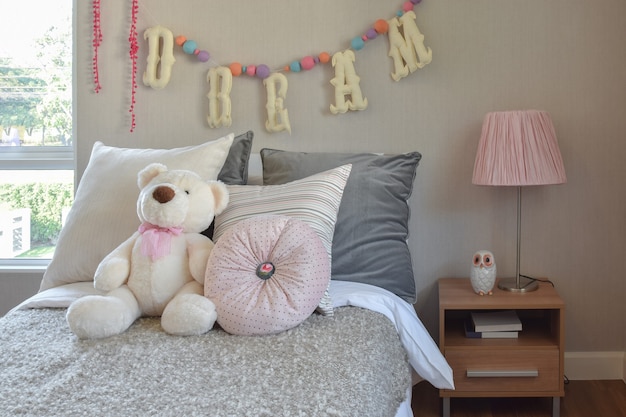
472 110 567 186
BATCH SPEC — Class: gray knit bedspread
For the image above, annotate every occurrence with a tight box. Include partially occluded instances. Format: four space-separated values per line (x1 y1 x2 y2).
0 306 411 417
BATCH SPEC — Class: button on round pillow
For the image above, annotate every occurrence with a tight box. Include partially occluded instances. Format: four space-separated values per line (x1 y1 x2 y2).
205 215 331 335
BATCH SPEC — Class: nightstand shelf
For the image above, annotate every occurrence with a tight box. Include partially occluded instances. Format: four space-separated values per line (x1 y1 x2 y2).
438 278 565 417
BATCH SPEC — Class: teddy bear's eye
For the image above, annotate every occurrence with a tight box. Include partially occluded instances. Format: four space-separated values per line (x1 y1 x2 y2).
184 190 190 195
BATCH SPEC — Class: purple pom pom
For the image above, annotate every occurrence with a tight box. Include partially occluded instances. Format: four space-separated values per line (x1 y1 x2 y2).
197 50 210 62
256 64 271 79
366 29 378 40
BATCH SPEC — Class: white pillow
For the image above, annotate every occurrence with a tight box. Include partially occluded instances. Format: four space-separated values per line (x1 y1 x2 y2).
39 134 235 291
213 164 352 315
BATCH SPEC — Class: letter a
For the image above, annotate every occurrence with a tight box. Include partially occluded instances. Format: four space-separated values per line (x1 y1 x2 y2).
206 66 233 128
330 50 368 115
387 11 432 81
264 73 291 133
143 26 176 89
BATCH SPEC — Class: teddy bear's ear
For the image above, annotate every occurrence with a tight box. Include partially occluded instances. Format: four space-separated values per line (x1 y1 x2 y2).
138 163 168 189
209 181 230 216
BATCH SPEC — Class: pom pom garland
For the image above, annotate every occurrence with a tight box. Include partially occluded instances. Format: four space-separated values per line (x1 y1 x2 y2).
169 1 422 78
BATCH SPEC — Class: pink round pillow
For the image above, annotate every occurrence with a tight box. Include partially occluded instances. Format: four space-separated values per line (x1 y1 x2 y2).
205 215 331 336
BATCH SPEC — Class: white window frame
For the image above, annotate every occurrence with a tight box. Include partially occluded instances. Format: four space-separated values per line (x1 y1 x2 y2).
0 146 74 272
0 146 74 170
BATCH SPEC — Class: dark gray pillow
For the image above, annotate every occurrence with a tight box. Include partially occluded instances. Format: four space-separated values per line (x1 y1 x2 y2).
217 130 254 185
203 131 254 239
260 149 421 303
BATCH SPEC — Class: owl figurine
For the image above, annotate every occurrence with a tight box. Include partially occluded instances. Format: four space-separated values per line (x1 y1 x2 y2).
470 250 496 295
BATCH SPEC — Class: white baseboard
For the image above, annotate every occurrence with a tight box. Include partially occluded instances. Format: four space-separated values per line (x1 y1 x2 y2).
565 351 625 381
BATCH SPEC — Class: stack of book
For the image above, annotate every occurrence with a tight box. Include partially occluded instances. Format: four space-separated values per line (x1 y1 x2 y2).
465 310 522 339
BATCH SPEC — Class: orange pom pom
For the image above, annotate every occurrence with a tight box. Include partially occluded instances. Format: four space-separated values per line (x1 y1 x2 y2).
374 19 389 34
318 52 331 64
229 62 243 76
175 35 187 46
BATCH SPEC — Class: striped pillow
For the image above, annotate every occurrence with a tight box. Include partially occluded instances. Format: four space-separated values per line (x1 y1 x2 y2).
213 164 352 315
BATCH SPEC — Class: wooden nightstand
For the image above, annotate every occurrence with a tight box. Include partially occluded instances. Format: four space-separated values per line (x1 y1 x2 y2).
438 278 565 417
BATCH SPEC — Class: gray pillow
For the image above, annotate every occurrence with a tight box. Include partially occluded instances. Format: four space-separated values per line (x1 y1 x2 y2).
203 131 254 239
260 149 421 303
217 130 254 185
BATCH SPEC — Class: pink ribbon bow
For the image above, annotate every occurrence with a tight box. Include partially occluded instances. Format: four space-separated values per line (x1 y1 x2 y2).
138 222 183 261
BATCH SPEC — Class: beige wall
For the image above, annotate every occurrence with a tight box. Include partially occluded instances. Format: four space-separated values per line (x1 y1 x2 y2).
65 0 624 352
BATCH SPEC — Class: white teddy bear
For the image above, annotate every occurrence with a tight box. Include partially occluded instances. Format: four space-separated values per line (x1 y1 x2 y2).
66 163 229 339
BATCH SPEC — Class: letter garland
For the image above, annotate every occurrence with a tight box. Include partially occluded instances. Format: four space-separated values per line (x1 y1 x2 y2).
94 0 432 133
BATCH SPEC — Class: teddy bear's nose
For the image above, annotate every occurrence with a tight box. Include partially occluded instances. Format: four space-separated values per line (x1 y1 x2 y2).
152 186 175 204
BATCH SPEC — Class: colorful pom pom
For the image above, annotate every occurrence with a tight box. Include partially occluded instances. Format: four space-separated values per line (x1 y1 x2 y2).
374 19 389 34
289 61 301 72
246 65 256 76
229 62 243 76
182 40 197 54
175 35 186 46
403 1 414 12
318 52 330 64
256 64 271 79
197 50 210 62
301 56 315 70
351 36 365 51
366 28 378 40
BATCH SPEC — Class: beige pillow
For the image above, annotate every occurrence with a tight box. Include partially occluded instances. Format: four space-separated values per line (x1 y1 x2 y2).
39 134 234 291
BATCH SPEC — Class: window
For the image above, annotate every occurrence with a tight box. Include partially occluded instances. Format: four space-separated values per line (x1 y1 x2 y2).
0 0 73 264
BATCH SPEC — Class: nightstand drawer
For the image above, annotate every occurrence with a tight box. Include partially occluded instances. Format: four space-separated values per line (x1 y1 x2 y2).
446 349 560 393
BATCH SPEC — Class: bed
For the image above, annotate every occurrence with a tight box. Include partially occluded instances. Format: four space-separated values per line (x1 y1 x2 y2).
0 132 454 416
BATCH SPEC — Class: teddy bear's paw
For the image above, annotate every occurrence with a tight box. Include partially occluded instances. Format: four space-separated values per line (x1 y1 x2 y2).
66 294 139 339
161 294 217 336
94 257 131 292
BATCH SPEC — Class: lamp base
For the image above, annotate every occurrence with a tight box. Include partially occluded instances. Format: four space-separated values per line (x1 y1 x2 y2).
497 276 539 293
